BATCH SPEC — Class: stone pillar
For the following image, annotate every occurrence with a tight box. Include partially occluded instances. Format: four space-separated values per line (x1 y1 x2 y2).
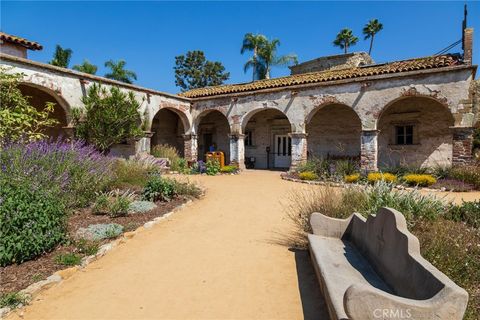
229 134 245 169
452 127 474 165
289 132 308 171
360 130 379 172
183 134 198 162
136 131 154 154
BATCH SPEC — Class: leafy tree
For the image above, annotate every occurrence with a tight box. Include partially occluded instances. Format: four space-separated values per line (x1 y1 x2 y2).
333 28 359 54
174 50 230 91
73 60 98 75
104 60 137 84
0 67 58 143
241 33 268 81
49 45 73 68
363 19 383 55
257 38 298 79
72 84 143 153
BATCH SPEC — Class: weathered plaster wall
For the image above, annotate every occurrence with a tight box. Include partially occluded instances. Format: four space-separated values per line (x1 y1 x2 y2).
306 104 362 158
378 97 454 168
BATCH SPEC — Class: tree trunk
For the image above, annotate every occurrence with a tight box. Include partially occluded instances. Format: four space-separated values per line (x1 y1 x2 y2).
344 42 348 54
368 35 374 55
253 48 257 82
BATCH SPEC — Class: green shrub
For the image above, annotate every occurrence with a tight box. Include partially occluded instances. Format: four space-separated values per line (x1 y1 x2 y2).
414 219 480 319
109 159 151 189
75 239 99 256
109 196 132 217
142 176 176 201
449 165 480 189
403 174 437 187
335 159 358 176
0 292 30 309
299 171 319 181
205 159 220 176
171 179 203 198
72 84 143 153
54 253 82 266
445 200 480 228
92 190 134 217
0 181 66 266
151 144 185 171
92 193 110 215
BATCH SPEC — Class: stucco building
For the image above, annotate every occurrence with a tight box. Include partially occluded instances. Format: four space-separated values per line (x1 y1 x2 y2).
0 29 478 171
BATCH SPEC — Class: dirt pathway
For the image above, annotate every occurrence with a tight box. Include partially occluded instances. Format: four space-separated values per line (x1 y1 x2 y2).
7 171 328 320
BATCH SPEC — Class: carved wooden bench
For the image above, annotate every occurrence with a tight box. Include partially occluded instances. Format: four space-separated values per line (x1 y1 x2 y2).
308 207 468 320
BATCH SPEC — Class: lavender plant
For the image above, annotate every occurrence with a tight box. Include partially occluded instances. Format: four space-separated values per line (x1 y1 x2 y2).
0 139 115 208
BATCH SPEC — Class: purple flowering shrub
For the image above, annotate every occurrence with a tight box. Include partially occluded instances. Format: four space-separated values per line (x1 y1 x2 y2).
0 139 115 265
0 139 115 208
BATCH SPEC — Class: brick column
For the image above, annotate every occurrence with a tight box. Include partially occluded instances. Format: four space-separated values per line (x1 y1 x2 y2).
229 134 246 169
360 130 379 172
452 127 474 165
183 134 198 162
289 132 308 171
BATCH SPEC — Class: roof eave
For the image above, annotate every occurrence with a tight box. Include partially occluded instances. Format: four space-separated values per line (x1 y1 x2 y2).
188 64 477 101
0 53 192 102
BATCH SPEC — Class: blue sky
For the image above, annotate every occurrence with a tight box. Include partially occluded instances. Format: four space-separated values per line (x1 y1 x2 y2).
1 1 479 93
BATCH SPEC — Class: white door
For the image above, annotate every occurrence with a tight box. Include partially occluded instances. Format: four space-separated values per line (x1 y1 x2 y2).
274 135 291 168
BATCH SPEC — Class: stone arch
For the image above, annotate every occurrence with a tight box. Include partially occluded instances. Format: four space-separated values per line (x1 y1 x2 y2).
242 108 293 169
241 107 295 134
150 107 189 157
377 96 455 168
195 109 231 163
306 103 362 159
18 83 71 139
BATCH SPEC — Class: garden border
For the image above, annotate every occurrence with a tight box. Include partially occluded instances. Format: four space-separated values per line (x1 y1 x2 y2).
280 173 446 193
0 198 196 319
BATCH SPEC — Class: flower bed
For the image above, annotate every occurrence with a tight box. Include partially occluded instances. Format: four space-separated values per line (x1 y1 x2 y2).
285 157 480 192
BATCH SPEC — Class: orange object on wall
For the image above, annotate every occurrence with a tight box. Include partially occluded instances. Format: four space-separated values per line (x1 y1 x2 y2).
206 151 225 168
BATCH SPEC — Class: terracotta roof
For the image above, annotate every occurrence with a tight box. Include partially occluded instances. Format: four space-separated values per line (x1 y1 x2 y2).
0 32 43 50
180 54 462 98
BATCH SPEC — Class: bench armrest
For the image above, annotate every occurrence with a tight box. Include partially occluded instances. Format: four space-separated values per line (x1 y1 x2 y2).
344 283 468 320
310 212 357 238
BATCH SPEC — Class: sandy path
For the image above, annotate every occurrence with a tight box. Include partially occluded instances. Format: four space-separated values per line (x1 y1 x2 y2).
8 171 327 320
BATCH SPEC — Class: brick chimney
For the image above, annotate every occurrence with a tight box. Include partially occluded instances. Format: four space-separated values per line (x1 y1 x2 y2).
463 28 473 65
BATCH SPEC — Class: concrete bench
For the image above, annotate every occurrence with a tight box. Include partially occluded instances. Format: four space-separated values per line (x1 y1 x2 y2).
308 207 468 320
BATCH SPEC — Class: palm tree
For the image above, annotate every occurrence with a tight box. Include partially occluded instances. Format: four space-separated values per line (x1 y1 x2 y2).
104 60 137 84
333 28 359 54
49 45 73 68
241 33 267 81
363 19 383 55
257 38 298 79
73 60 98 75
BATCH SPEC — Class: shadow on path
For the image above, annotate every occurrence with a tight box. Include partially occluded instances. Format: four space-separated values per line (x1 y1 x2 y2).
293 249 330 320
